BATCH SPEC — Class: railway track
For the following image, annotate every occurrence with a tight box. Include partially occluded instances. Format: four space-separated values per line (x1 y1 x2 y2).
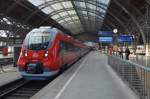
0 53 88 99
0 78 51 99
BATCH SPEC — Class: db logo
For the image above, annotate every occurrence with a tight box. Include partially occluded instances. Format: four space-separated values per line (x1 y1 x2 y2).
33 53 38 58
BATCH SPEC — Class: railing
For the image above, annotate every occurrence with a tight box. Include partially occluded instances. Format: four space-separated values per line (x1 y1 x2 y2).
130 55 150 67
108 55 150 99
0 58 14 73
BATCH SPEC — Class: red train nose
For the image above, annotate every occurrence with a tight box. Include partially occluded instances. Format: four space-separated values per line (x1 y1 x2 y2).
26 63 43 74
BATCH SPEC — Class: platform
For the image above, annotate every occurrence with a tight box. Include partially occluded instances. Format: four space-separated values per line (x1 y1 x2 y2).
31 51 138 99
0 70 21 87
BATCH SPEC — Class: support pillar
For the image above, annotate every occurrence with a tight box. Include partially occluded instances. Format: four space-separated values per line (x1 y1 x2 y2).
146 43 150 56
144 4 150 56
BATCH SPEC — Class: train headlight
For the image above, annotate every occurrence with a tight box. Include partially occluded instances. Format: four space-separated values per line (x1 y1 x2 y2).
45 51 48 57
25 52 27 56
23 50 27 56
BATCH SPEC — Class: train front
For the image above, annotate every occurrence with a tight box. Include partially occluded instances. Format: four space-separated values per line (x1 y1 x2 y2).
17 28 59 80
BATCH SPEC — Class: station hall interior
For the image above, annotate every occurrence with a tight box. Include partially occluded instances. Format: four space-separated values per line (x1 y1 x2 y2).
1 0 150 99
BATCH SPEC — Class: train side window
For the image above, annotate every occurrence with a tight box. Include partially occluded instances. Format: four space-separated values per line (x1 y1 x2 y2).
61 42 77 52
60 41 66 55
67 43 74 51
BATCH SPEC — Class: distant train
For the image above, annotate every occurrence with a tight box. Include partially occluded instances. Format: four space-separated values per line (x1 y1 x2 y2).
17 27 90 80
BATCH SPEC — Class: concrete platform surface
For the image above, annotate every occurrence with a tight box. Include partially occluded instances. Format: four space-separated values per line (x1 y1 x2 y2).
0 71 21 87
31 51 139 99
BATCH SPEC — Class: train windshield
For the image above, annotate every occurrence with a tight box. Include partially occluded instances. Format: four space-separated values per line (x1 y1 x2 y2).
24 29 56 50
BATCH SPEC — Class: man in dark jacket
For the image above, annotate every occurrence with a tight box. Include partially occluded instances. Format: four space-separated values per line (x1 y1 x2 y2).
125 47 130 60
118 47 123 59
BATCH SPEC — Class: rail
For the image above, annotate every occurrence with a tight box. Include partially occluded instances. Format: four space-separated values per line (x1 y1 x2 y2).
0 79 50 99
108 55 150 99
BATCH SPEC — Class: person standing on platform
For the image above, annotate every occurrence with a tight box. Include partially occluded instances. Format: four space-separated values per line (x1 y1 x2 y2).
118 47 123 59
113 45 118 56
125 47 130 60
108 47 113 56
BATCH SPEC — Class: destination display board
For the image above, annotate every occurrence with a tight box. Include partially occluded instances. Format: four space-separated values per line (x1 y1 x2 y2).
118 35 133 42
99 37 112 42
98 31 113 36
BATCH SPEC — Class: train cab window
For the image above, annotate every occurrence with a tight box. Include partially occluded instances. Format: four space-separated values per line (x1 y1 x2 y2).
24 28 57 50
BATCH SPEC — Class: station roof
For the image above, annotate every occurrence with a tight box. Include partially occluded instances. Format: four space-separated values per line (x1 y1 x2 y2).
102 0 146 44
28 0 110 34
0 0 148 44
0 0 72 37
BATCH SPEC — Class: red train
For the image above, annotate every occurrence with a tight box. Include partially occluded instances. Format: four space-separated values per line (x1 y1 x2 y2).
17 27 90 80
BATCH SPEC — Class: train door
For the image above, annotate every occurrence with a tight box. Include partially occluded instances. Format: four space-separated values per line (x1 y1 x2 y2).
60 41 67 66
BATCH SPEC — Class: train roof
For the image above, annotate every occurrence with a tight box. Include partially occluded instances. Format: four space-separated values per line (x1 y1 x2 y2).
28 26 84 46
29 27 58 34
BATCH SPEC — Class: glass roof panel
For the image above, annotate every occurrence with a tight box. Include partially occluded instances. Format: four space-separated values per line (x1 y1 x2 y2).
42 7 53 14
59 12 68 17
72 16 79 20
79 2 86 8
51 15 60 20
68 10 76 15
28 0 45 6
58 20 65 23
97 7 106 13
3 18 12 25
84 16 88 19
46 0 53 2
28 0 110 34
0 30 7 37
96 15 103 19
68 21 74 24
65 17 72 21
87 3 96 10
89 12 95 17
98 0 110 4
82 11 87 15
62 1 73 8
51 3 63 10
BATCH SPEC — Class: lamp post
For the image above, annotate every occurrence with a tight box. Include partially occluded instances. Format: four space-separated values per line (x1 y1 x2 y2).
113 29 118 45
132 34 136 55
113 29 118 55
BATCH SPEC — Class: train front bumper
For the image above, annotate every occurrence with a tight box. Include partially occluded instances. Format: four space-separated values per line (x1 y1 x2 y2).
20 70 59 80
